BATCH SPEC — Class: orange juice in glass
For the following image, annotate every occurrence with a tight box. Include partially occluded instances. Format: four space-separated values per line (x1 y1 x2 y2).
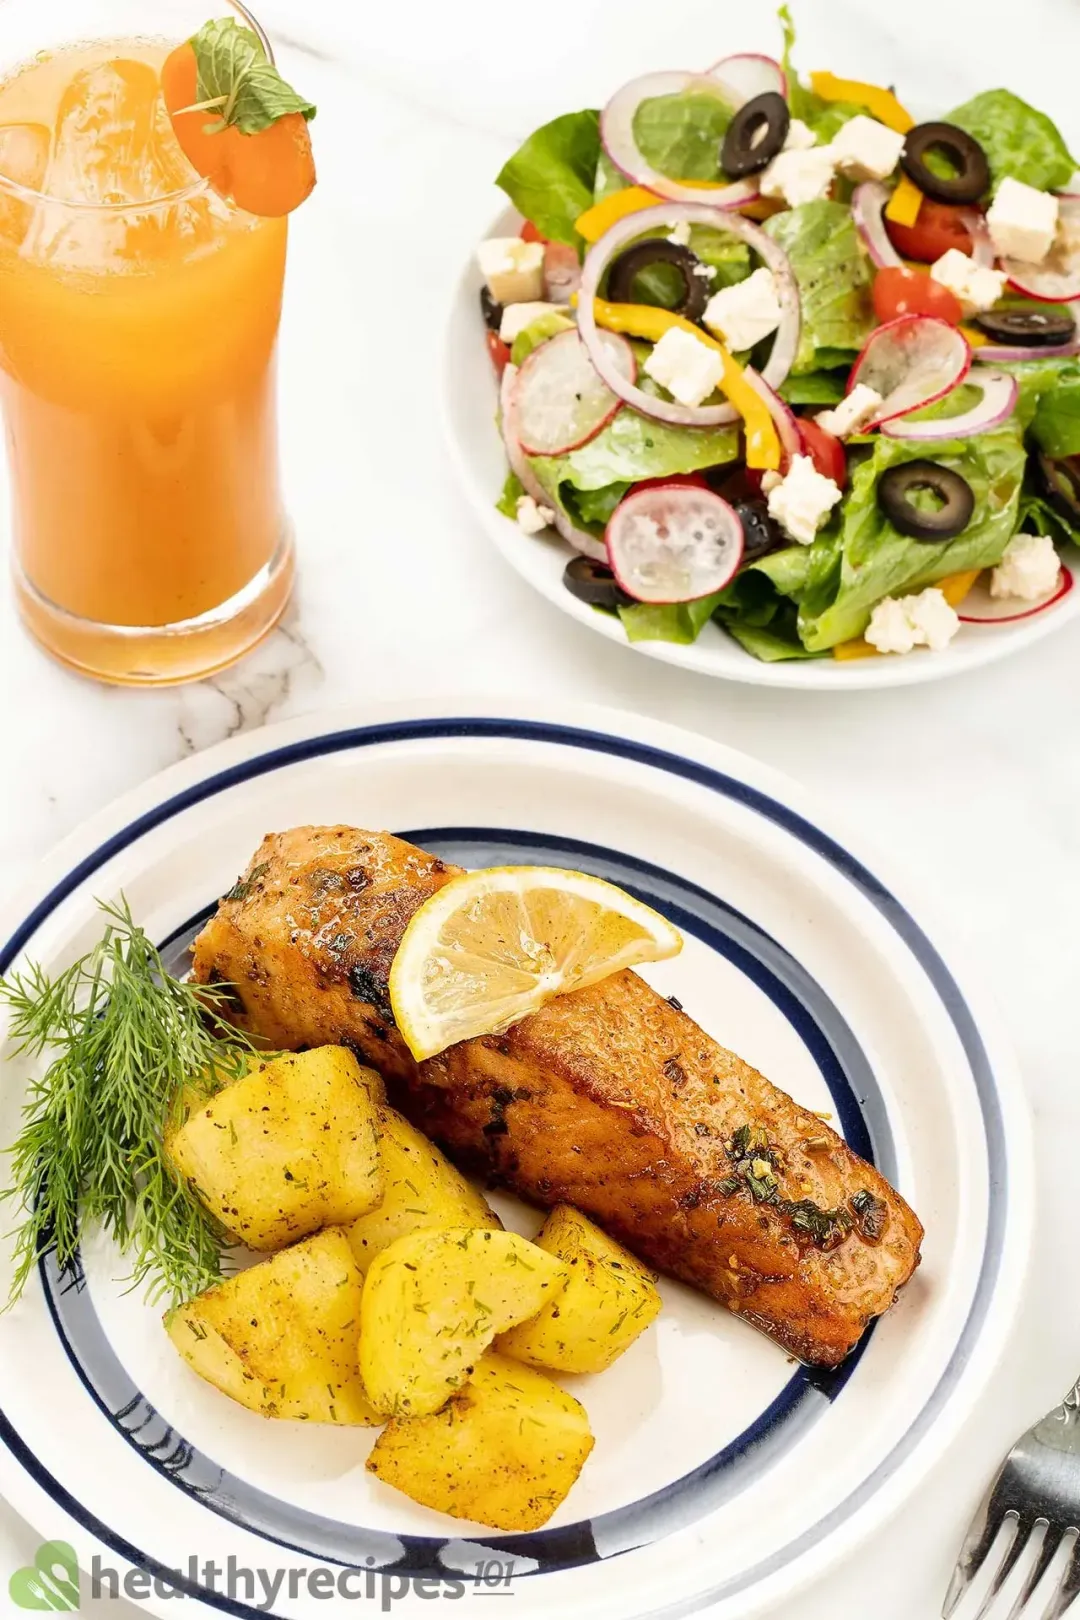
0 1 307 684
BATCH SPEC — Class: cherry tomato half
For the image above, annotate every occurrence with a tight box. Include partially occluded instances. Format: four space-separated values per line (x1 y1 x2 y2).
520 220 548 244
486 330 511 378
798 418 847 488
872 266 963 327
885 199 974 263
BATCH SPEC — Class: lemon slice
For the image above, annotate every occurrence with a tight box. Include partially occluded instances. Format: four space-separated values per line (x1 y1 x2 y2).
389 866 683 1061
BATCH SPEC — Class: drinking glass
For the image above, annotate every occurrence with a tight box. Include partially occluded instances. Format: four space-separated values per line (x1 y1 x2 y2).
0 0 294 684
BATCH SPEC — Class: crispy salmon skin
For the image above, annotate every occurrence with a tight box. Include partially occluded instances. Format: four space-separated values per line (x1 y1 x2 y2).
193 827 923 1366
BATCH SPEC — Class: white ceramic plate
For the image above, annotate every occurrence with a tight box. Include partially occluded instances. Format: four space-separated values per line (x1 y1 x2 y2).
0 700 1031 1619
444 206 1080 690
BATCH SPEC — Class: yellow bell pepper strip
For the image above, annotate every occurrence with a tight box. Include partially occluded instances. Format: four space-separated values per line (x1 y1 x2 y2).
958 323 989 349
575 187 660 244
589 298 781 470
808 72 914 134
885 174 924 228
832 570 983 659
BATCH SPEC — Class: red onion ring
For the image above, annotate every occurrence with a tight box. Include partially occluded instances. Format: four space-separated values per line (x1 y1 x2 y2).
706 53 787 106
499 363 607 562
957 209 995 270
880 369 1018 441
601 72 759 209
741 367 802 462
852 182 903 270
577 202 800 428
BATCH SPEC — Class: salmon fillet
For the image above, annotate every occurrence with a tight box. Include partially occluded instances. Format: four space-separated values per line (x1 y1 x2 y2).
192 826 923 1366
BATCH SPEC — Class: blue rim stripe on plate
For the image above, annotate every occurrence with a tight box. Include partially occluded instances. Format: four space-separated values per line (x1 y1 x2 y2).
38 825 879 1578
0 719 1005 1619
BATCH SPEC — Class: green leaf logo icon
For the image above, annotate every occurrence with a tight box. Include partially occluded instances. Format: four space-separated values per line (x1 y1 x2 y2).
9 1541 79 1610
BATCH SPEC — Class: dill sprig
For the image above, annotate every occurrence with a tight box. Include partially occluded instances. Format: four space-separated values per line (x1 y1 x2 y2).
0 897 255 1308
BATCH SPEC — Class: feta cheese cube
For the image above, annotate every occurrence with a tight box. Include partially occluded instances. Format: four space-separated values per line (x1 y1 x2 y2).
702 268 783 351
477 237 546 304
783 118 818 152
667 219 692 246
816 383 883 439
865 595 919 655
515 494 555 534
760 146 837 208
929 248 1008 316
990 531 1062 600
986 178 1059 265
865 587 960 655
766 453 843 545
498 301 560 343
643 326 724 408
828 115 906 182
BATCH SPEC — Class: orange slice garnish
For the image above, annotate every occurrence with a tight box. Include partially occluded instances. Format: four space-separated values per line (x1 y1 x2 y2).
162 38 315 218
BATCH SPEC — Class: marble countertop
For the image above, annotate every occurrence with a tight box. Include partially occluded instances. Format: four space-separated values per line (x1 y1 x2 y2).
2 2 1079 1614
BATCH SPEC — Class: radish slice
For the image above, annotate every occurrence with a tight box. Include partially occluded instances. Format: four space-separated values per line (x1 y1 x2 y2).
707 53 787 107
1003 199 1080 302
849 315 972 427
606 483 744 602
513 328 635 456
741 366 802 462
601 72 759 208
958 565 1072 623
500 363 607 562
852 182 903 269
880 369 1018 441
578 201 800 427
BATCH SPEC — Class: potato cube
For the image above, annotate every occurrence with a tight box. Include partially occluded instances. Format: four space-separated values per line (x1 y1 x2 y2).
360 1227 567 1417
347 1107 501 1272
367 1351 593 1529
498 1205 661 1373
166 1229 381 1424
167 1047 383 1250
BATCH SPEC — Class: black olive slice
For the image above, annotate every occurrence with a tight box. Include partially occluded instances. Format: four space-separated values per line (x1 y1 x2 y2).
606 239 710 321
480 285 503 333
1036 450 1080 524
878 460 975 540
721 91 791 179
900 122 990 205
734 500 784 562
563 556 632 610
973 307 1076 347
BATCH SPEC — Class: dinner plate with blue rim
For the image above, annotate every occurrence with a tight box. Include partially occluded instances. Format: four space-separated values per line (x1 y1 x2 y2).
0 699 1031 1620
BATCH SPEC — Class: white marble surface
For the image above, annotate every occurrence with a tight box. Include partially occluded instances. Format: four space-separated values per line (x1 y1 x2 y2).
1 2 1080 1614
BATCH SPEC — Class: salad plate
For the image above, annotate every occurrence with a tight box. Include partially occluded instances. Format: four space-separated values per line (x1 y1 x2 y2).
444 11 1080 688
0 699 1031 1619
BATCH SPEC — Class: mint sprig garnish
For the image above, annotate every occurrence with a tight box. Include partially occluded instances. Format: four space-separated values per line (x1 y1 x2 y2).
188 17 316 136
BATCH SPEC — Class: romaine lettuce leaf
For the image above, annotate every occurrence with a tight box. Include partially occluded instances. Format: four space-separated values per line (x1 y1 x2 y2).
1019 485 1080 547
527 408 740 536
779 369 849 405
794 425 1028 650
1030 374 1080 459
619 592 726 643
594 149 627 203
778 5 869 141
496 110 601 247
945 89 1076 195
633 90 732 181
764 200 873 373
497 470 525 519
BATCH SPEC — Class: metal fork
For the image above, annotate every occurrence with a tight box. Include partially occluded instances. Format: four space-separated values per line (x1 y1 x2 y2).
944 1378 1080 1620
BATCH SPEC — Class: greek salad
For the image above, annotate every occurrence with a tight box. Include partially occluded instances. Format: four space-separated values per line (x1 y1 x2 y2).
480 9 1078 661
